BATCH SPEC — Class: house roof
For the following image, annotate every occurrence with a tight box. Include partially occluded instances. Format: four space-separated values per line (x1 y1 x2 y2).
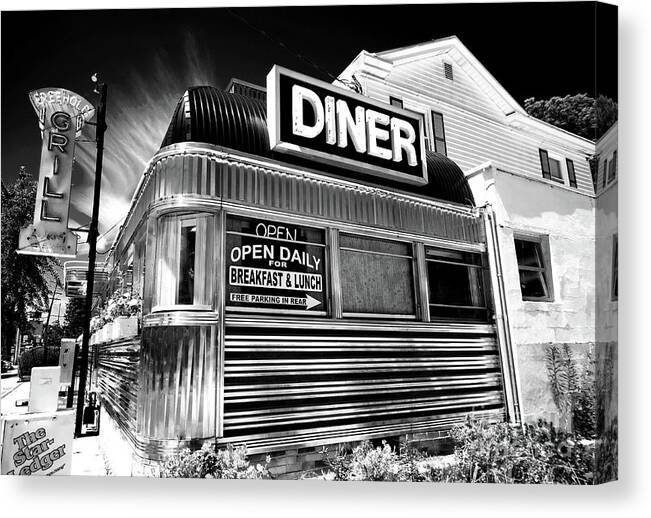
338 35 595 149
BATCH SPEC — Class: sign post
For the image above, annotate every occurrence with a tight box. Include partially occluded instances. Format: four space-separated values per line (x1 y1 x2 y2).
71 78 108 437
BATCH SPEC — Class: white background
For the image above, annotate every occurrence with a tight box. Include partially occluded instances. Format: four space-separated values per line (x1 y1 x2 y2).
1 0 649 516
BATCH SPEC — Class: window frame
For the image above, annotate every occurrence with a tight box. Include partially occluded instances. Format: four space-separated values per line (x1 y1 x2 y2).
513 233 554 302
611 233 618 302
339 233 419 320
224 214 329 317
424 246 491 322
430 111 447 156
152 211 215 313
607 150 617 184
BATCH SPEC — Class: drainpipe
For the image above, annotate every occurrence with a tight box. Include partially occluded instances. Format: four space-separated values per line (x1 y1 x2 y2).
483 204 522 424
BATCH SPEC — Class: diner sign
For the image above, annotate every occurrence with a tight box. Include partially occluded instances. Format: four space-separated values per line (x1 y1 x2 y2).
267 66 428 186
226 219 326 312
17 87 95 258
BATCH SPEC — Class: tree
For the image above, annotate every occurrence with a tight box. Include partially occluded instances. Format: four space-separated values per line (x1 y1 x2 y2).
524 94 618 141
64 297 86 338
1 166 60 360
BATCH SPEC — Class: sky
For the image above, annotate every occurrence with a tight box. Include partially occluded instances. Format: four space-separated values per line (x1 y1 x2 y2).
1 2 617 253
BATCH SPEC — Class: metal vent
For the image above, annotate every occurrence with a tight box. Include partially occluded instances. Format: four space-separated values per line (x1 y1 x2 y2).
444 62 454 80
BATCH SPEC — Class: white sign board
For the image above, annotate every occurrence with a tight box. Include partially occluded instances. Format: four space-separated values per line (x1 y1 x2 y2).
1 410 74 476
28 366 61 413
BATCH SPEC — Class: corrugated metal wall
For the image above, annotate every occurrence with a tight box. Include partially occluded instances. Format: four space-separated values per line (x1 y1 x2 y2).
96 337 141 443
117 151 483 255
138 326 217 442
220 318 504 452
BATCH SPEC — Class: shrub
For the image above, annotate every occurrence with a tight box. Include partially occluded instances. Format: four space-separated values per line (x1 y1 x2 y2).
445 418 594 484
321 441 455 482
18 345 60 379
160 443 270 479
320 419 595 484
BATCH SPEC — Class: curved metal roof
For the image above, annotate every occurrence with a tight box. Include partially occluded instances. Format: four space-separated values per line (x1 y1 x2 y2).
161 86 475 206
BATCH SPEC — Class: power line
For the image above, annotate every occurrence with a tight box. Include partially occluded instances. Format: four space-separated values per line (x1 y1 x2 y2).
226 8 339 83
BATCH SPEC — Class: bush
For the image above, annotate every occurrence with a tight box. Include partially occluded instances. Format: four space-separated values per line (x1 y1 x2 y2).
160 443 270 479
18 345 60 379
321 441 456 482
320 419 595 484
445 418 594 484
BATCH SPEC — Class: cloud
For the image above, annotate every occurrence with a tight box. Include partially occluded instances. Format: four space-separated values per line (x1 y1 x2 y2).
69 30 225 244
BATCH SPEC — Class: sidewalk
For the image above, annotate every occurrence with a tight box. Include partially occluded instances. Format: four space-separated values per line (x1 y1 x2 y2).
1 374 110 476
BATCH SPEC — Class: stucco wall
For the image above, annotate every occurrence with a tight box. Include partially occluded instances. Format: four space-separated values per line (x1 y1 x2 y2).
471 167 598 426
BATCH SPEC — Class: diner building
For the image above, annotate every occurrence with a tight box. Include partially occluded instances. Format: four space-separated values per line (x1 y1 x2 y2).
93 36 614 476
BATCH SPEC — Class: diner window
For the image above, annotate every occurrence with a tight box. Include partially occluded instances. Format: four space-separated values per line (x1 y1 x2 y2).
153 213 215 310
611 234 618 301
608 150 617 183
340 234 416 317
425 247 489 321
513 235 553 301
430 111 447 155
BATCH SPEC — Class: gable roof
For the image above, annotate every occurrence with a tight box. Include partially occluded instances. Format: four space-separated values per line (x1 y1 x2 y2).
338 35 595 149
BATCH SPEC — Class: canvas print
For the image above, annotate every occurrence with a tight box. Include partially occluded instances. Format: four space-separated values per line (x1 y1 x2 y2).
1 2 618 483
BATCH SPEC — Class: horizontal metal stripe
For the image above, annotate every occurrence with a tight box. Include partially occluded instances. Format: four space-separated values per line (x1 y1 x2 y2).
143 311 219 327
220 409 505 453
225 381 502 404
224 396 503 430
225 373 501 392
224 316 495 334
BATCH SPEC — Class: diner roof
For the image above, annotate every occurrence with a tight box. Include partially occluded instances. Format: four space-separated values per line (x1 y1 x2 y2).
161 85 475 206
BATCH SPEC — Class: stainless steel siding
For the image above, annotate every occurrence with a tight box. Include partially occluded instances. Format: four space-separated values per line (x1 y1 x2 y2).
138 325 217 441
221 319 504 449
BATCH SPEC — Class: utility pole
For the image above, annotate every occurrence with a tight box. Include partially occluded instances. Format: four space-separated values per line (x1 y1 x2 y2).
72 76 107 436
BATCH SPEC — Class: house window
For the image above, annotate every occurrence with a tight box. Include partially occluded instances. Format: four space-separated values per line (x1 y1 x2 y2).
340 234 416 317
513 235 553 301
566 158 578 188
602 158 608 189
430 111 447 155
539 149 565 184
611 234 618 301
608 150 617 183
425 247 489 321
153 213 215 310
389 96 403 109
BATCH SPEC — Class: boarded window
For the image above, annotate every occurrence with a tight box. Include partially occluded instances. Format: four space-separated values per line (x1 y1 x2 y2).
425 247 489 321
153 213 215 309
431 111 447 155
514 236 553 301
340 234 415 316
